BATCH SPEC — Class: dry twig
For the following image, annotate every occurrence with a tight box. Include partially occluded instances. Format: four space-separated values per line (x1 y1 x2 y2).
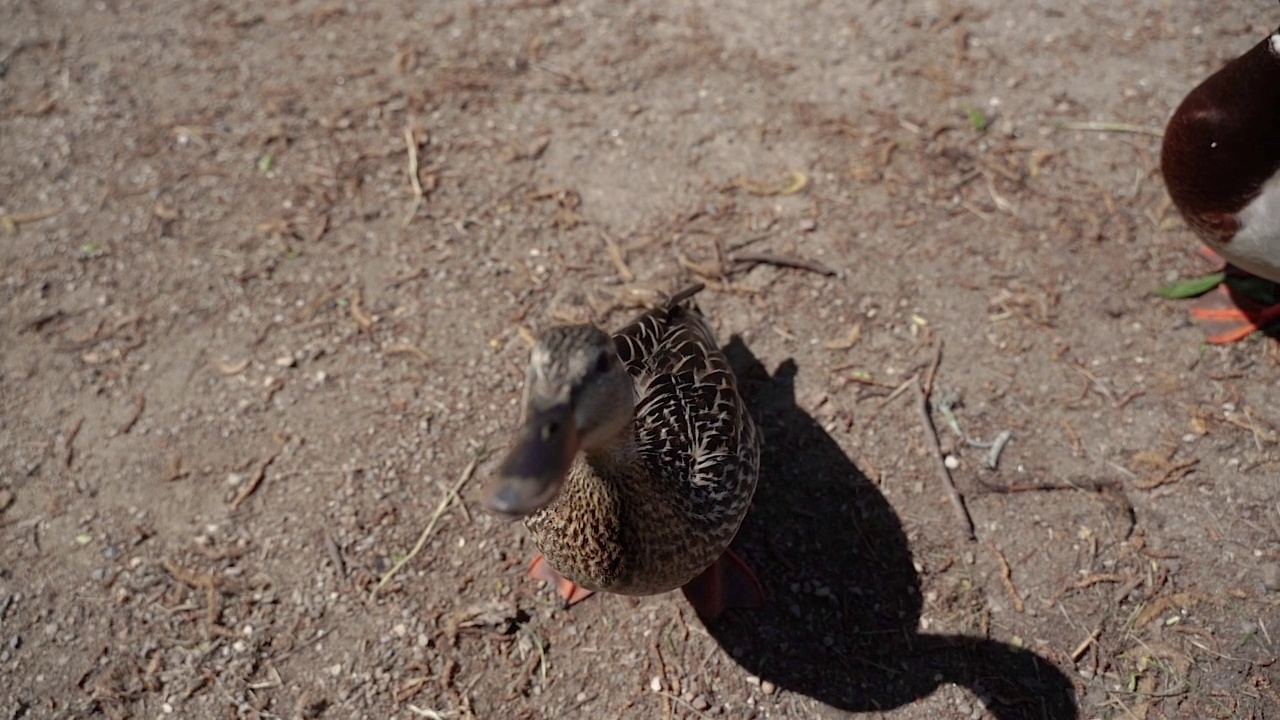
230 436 288 510
118 393 146 435
915 373 975 542
1057 121 1162 137
403 127 424 226
384 342 431 366
325 534 346 579
350 287 375 330
923 341 943 396
600 229 635 282
732 252 836 277
1071 627 1102 663
989 543 1024 612
372 454 481 597
64 416 84 469
1 207 61 234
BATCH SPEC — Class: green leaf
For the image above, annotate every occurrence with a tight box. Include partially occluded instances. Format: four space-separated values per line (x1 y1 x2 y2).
1154 272 1224 299
257 154 274 173
963 106 989 132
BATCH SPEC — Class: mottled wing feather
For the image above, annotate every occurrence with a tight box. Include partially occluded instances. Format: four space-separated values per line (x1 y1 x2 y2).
612 290 759 532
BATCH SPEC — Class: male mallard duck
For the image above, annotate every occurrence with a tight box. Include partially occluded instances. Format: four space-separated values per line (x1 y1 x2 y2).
483 284 763 621
1162 25 1280 343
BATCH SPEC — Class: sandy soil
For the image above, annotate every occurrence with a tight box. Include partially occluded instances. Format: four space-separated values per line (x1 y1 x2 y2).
2 1 1278 718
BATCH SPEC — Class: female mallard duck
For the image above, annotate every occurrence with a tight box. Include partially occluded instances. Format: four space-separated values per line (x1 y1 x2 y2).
483 284 763 621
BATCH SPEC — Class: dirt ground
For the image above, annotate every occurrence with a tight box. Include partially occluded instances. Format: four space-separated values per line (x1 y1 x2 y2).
2 1 1279 718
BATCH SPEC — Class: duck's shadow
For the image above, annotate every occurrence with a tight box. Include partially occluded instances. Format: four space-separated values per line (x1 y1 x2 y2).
712 338 1077 720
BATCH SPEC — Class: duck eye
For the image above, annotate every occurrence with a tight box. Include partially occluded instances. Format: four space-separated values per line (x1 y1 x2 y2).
540 420 560 441
594 352 611 374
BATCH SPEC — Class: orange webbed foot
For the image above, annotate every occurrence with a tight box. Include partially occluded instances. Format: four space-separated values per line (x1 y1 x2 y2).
529 555 595 606
1189 283 1280 344
680 550 764 623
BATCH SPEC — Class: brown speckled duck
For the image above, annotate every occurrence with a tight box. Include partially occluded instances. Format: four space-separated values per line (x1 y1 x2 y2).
483 284 762 621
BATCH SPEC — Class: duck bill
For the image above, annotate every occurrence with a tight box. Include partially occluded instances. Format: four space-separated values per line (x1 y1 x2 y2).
483 404 580 517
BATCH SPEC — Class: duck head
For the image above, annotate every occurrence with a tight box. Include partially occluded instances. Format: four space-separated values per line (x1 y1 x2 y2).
483 324 635 517
1161 26 1280 249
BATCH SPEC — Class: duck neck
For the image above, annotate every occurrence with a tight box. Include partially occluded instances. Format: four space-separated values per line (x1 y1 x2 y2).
581 420 639 480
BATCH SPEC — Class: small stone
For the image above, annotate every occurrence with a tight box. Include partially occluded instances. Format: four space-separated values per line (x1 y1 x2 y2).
392 623 407 637
745 675 761 686
943 455 959 470
0 490 13 512
691 694 709 711
10 635 21 649
649 676 662 692
760 680 776 695
1262 563 1280 592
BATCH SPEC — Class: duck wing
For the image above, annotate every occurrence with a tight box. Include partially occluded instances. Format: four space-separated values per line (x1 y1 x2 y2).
611 284 759 531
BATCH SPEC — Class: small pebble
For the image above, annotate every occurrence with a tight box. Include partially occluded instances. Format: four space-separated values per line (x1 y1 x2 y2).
691 694 709 711
943 455 959 470
0 489 13 512
1262 563 1280 592
760 680 776 695
649 676 662 692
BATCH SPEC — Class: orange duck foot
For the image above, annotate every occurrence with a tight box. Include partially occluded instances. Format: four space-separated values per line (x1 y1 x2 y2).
1189 282 1280 344
529 555 595 606
680 550 764 623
